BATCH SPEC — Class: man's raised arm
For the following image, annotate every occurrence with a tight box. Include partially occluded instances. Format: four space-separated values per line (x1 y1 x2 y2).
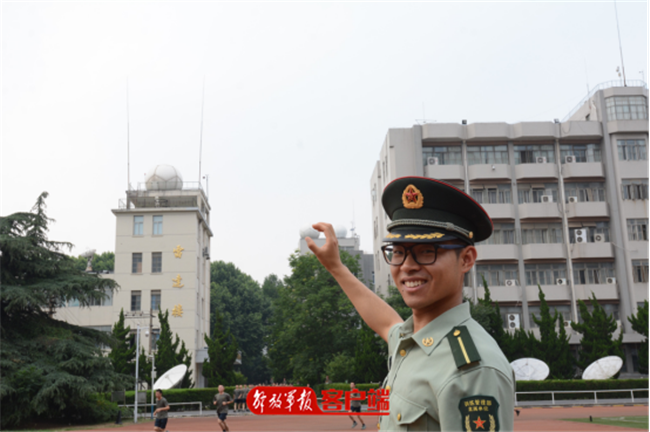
306 222 403 342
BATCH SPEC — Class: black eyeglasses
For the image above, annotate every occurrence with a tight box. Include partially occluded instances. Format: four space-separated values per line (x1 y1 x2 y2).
381 244 467 266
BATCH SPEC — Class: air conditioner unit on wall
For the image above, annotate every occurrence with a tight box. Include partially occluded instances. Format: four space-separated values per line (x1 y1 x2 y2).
564 320 573 333
508 313 521 329
556 278 567 285
428 157 439 165
536 157 547 164
606 277 617 285
594 233 605 243
541 195 553 203
575 228 588 243
568 196 579 203
565 155 576 163
505 279 518 287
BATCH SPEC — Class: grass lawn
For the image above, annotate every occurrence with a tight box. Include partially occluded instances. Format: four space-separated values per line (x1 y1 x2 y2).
564 415 649 430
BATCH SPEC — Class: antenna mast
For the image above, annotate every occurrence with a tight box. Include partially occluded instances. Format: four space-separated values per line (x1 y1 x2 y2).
126 78 131 200
614 0 627 86
198 76 206 185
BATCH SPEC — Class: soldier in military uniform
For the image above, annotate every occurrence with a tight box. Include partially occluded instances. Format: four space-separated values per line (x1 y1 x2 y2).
306 176 515 431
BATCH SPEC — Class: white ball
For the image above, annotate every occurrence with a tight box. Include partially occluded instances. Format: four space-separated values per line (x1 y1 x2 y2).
334 224 347 238
145 165 183 190
299 225 320 239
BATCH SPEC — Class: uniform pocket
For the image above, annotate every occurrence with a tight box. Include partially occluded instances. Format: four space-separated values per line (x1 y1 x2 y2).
391 393 428 430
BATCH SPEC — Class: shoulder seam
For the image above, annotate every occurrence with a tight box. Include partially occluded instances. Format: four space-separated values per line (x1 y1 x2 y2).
436 364 514 398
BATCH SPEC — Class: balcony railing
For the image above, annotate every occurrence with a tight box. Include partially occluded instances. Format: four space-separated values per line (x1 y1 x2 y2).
562 79 648 122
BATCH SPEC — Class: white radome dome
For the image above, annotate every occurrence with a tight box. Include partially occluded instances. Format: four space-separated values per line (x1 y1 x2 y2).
300 225 320 239
145 165 183 191
334 224 348 238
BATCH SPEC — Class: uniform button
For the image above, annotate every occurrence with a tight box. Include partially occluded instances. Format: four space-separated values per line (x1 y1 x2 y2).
397 413 401 421
385 385 391 393
400 349 406 357
377 423 380 429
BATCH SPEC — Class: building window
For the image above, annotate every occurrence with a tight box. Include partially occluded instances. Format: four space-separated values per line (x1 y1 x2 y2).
422 145 462 165
617 139 647 161
132 253 143 273
133 216 144 235
621 179 649 200
628 219 649 241
89 288 113 306
572 262 615 284
153 215 163 235
476 264 519 287
521 223 563 244
478 223 516 245
152 329 160 349
529 305 571 328
131 291 141 311
514 144 555 164
605 96 648 120
524 263 567 286
152 252 162 273
466 145 509 165
577 303 619 322
560 143 602 163
633 260 649 283
564 182 606 202
470 184 511 204
151 290 161 311
518 183 558 204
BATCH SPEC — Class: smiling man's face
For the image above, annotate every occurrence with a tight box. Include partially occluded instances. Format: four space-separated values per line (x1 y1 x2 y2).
390 241 475 317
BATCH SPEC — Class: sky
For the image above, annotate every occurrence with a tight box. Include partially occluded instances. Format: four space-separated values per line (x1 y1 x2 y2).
2 1 648 284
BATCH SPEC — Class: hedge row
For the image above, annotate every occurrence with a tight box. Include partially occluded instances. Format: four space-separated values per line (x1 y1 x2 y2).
109 379 648 410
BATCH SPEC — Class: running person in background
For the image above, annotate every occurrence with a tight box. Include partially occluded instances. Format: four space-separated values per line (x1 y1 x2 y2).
233 385 241 412
348 382 365 430
242 385 251 411
213 385 234 432
153 389 170 432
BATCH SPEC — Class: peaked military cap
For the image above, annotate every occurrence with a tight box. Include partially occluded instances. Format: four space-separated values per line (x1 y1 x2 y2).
382 176 493 244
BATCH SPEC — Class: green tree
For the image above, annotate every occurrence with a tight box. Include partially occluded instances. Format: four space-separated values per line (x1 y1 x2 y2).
324 353 356 383
262 273 283 302
531 286 574 379
211 261 271 383
628 300 648 374
0 192 126 428
154 309 193 388
109 308 136 376
384 285 411 320
571 293 624 372
202 308 238 386
475 279 509 351
353 322 387 383
267 251 361 385
73 251 115 273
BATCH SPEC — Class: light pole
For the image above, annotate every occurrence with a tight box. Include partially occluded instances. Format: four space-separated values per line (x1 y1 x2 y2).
134 325 141 423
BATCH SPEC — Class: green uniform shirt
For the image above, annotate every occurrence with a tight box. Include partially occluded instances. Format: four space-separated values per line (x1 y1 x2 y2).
379 302 515 431
214 393 232 414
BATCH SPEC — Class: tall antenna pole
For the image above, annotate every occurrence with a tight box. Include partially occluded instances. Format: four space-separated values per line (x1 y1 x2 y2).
614 0 627 86
127 78 131 199
198 76 206 184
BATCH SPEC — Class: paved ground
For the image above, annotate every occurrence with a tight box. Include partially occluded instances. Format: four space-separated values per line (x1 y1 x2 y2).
87 404 648 431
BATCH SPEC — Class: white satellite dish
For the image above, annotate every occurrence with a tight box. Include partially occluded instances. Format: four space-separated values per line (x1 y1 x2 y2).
153 364 187 390
582 356 623 380
510 358 550 381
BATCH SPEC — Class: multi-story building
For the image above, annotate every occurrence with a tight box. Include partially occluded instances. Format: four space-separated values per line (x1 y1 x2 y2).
298 225 375 289
370 81 648 373
55 165 213 387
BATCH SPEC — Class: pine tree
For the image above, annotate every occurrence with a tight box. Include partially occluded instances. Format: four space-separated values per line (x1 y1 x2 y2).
109 308 136 376
571 293 624 371
203 308 238 386
476 278 509 351
531 286 574 378
154 309 194 388
628 300 648 374
0 192 127 428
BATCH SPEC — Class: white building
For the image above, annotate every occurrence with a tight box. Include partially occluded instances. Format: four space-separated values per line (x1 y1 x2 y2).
55 165 212 387
369 81 648 374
